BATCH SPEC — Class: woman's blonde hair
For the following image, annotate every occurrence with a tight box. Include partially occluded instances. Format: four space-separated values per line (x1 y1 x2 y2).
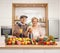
31 17 38 22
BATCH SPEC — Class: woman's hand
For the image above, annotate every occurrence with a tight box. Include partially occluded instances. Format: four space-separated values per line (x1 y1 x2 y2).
28 28 32 34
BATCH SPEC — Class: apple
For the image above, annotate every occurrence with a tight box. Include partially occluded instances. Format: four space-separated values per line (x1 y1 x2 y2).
23 38 26 41
21 42 25 45
13 38 16 41
7 40 12 45
43 42 46 45
16 41 21 45
24 41 27 45
9 38 12 41
12 40 15 45
27 41 31 45
46 42 50 45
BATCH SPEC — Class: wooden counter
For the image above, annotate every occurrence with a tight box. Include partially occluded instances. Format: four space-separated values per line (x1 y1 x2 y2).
1 45 60 49
0 42 60 49
0 45 60 49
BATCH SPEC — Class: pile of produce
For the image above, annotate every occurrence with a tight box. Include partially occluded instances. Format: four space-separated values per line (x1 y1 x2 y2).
5 35 57 45
5 37 31 45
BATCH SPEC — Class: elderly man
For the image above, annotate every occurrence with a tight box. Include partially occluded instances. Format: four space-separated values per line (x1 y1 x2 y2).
13 15 28 38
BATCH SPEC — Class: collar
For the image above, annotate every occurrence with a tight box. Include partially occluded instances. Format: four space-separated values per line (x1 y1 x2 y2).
19 22 26 25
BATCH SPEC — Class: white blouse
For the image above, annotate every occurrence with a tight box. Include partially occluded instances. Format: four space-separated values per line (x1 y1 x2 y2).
27 25 45 39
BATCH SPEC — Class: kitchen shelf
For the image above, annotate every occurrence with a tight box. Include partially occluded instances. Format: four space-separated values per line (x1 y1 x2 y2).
14 19 46 23
14 19 20 21
12 3 48 36
40 22 46 23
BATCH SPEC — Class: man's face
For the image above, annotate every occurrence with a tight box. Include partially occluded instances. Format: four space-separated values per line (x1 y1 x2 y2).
20 17 27 24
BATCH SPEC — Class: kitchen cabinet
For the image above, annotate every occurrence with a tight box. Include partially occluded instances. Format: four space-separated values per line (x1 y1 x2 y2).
0 49 23 53
0 42 60 53
0 49 60 53
0 44 60 53
44 49 60 53
23 49 44 53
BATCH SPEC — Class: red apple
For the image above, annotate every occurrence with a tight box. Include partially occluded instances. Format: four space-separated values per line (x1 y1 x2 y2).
21 42 25 45
16 41 21 45
43 42 46 45
7 41 12 45
27 41 31 45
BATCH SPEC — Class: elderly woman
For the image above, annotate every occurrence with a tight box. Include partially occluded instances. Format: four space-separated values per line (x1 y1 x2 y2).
26 17 45 39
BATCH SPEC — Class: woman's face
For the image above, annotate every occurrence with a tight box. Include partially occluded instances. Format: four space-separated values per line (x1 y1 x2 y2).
32 19 38 26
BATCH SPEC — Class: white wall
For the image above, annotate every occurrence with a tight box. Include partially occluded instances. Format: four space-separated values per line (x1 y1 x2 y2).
0 0 60 53
0 0 59 25
0 0 12 26
0 0 59 39
0 0 12 43
58 4 60 41
49 19 59 38
0 0 59 32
